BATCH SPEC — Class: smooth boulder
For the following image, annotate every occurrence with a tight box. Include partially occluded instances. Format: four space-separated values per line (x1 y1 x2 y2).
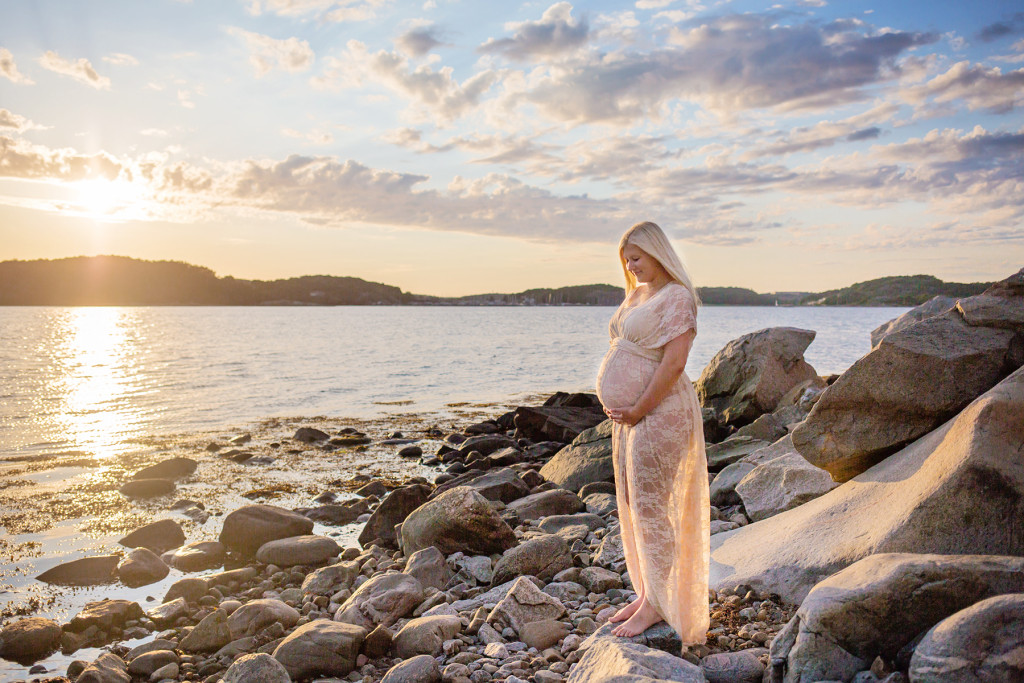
380 654 440 683
162 541 225 572
0 618 61 664
36 555 119 585
392 615 462 658
118 519 186 554
272 620 366 679
116 547 170 587
255 534 340 567
334 572 424 629
179 609 231 652
400 486 517 556
131 457 197 481
228 599 300 639
506 488 585 521
491 534 573 586
118 478 175 498
223 652 291 683
711 366 1024 604
302 561 360 596
538 420 614 492
219 504 314 555
735 451 838 522
567 637 705 683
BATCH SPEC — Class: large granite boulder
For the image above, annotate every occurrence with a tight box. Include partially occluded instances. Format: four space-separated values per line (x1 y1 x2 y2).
491 534 573 585
793 268 1024 481
255 535 340 567
380 654 440 683
706 436 770 471
871 295 957 347
301 561 360 596
118 519 185 554
909 592 1024 683
513 393 606 443
770 553 1024 683
400 486 517 556
735 452 838 522
711 365 1024 604
219 504 314 556
223 652 290 683
272 620 366 680
429 467 531 503
358 484 431 549
697 327 820 428
538 420 613 492
567 636 705 683
0 617 61 664
334 572 424 629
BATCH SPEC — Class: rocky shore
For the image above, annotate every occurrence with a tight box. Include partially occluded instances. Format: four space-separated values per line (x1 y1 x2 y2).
0 267 1021 683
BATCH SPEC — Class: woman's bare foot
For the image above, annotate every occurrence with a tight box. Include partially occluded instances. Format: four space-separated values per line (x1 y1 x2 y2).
611 597 664 637
607 593 644 624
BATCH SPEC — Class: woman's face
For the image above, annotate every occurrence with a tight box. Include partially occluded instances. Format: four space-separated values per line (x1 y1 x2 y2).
622 242 667 284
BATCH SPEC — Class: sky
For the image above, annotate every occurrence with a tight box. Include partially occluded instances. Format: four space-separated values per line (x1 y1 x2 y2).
0 0 1022 296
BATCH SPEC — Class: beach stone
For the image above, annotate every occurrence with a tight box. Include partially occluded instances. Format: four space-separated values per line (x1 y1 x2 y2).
179 608 231 652
403 546 452 591
334 572 424 629
115 547 169 587
583 492 617 516
400 486 517 556
706 436 770 471
255 534 340 566
543 581 587 603
164 577 208 603
146 598 188 627
455 554 492 584
793 269 1024 481
735 451 839 521
358 483 431 549
393 615 462 658
594 531 625 572
871 295 958 347
579 566 623 593
294 426 329 442
118 478 175 498
697 327 820 428
430 467 531 503
513 402 607 443
712 366 1024 603
450 578 519 612
355 480 389 497
303 500 370 525
580 622 685 660
162 541 225 572
380 654 440 683
909 592 1024 683
36 555 119 585
118 519 186 554
223 652 291 683
67 599 143 633
127 650 177 677
492 534 572 585
539 420 613 492
76 652 129 683
457 434 518 456
302 560 359 595
709 461 756 507
488 576 566 633
506 489 585 521
519 618 569 651
362 624 393 658
701 650 765 683
567 637 704 683
228 598 300 639
0 618 61 664
732 411 790 444
272 619 366 679
771 553 1024 683
219 503 314 555
131 457 197 481
125 639 176 661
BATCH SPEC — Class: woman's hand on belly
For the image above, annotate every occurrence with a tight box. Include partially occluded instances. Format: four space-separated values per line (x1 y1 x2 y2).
605 404 642 427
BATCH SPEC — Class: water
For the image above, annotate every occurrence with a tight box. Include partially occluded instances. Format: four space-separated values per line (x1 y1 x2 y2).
0 305 908 460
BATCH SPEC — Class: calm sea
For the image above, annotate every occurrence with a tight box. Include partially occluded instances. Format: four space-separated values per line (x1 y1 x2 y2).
0 305 908 460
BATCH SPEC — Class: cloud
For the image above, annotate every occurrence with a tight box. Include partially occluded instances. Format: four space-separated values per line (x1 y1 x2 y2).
228 28 314 76
0 109 43 132
742 102 899 158
976 13 1024 43
314 41 500 122
38 51 111 89
478 2 589 61
177 89 195 108
282 127 335 144
0 48 34 84
103 52 139 66
246 0 389 22
140 128 169 137
902 61 1024 114
396 24 446 57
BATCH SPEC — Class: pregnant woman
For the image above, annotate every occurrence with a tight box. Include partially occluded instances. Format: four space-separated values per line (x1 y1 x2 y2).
596 221 710 642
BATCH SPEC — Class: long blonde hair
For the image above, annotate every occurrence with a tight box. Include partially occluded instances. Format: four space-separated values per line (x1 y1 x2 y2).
618 221 701 309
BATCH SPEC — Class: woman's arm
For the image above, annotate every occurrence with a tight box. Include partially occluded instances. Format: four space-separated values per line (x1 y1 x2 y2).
605 329 695 427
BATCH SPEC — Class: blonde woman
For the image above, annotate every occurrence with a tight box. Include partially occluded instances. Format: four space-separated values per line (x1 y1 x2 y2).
595 221 710 641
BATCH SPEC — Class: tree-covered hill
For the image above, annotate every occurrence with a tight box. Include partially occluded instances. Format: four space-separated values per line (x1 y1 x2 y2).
800 275 990 306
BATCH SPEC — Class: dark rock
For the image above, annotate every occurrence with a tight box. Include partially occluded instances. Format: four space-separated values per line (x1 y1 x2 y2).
118 519 186 554
457 434 518 457
118 478 175 498
358 484 432 549
702 650 765 683
506 488 585 521
355 480 389 497
131 457 197 481
303 499 370 525
513 405 606 443
219 504 314 555
0 618 62 664
164 577 208 603
37 555 119 586
398 445 423 458
294 427 329 442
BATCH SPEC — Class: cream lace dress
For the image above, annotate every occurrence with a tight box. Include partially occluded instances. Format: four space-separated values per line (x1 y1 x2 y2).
595 282 710 643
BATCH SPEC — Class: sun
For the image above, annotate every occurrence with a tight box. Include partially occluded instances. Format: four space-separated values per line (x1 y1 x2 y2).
73 178 147 221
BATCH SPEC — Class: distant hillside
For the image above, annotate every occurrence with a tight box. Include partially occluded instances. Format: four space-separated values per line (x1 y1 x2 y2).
800 275 990 306
0 256 408 305
414 284 625 306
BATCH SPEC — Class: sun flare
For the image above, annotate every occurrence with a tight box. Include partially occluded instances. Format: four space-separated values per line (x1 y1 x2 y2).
72 178 147 221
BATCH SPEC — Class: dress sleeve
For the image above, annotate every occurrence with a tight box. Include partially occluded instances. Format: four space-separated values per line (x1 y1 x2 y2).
651 285 697 347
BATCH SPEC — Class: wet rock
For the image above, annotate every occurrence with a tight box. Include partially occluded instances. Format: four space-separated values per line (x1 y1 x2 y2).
223 652 291 683
701 650 765 683
118 518 186 554
358 484 432 549
355 480 389 497
255 534 341 566
772 553 1024 683
127 650 178 677
0 617 62 664
380 653 440 683
568 637 704 682
403 546 453 591
272 619 366 679
909 592 1024 683
334 572 424 629
36 555 119 586
179 608 231 652
538 420 613 492
506 488 585 521
735 451 838 521
301 560 360 595
118 478 175 498
146 597 188 628
76 652 129 683
712 367 1024 603
697 327 820 428
871 295 958 347
457 434 518 457
162 541 225 572
793 269 1024 481
492 534 573 585
164 576 208 603
488 576 566 633
116 547 169 587
125 639 176 661
219 504 315 555
228 599 300 639
67 599 143 634
294 426 329 442
393 615 462 657
401 486 517 556
131 457 197 481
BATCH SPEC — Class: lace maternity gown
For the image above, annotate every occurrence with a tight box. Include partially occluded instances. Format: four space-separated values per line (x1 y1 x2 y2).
596 282 710 644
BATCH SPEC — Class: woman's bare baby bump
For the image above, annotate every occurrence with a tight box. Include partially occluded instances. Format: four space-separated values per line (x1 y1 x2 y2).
597 349 647 409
